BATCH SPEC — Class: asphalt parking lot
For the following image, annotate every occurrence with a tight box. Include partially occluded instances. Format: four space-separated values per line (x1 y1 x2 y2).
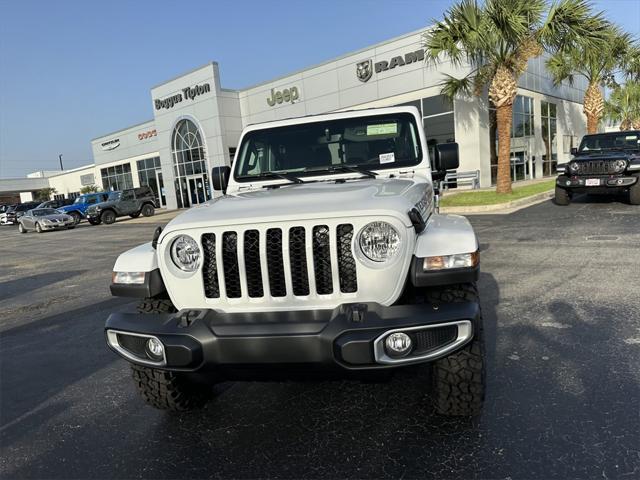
1 196 639 480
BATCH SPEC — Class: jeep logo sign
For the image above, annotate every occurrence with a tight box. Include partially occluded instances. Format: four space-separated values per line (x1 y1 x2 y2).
267 86 300 106
356 49 425 82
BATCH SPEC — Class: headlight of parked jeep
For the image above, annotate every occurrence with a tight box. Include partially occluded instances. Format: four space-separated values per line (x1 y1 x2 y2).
170 235 201 272
613 159 627 173
359 221 401 262
569 162 580 173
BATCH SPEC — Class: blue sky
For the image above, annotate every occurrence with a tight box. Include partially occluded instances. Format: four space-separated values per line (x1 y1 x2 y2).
0 0 638 177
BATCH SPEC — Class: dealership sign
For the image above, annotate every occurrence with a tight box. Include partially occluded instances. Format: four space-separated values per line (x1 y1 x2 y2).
154 83 211 110
267 86 300 106
100 138 120 151
356 49 425 83
138 129 157 140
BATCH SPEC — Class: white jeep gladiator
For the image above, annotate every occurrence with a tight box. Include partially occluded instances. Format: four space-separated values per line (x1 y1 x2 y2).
105 106 485 416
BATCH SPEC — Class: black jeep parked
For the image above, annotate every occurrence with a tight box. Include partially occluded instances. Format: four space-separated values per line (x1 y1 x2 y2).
555 131 640 205
86 186 157 225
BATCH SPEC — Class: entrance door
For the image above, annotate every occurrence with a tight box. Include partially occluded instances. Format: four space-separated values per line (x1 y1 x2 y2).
187 175 209 205
155 170 166 208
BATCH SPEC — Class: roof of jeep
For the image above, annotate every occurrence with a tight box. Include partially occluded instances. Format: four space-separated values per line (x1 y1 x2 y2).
244 106 421 131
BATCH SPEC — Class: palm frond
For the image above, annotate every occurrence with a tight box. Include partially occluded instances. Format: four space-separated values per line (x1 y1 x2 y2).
541 0 610 52
438 73 475 101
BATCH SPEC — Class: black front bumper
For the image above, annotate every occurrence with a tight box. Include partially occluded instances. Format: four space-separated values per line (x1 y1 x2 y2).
105 302 479 373
557 174 638 192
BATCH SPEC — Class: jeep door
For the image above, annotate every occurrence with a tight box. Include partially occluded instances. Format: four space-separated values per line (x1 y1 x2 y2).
118 190 137 215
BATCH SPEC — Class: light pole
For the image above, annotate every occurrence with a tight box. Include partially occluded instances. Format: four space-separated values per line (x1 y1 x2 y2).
59 154 64 171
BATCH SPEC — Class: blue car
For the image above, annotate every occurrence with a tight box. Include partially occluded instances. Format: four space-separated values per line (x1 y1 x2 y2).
58 192 110 225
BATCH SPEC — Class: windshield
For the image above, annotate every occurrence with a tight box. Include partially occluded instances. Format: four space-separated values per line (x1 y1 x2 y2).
108 192 121 201
579 133 640 152
73 196 85 204
234 112 422 181
32 209 59 216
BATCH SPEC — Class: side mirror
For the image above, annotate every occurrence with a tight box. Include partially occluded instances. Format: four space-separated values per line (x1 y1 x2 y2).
570 147 578 155
434 142 459 171
212 166 231 193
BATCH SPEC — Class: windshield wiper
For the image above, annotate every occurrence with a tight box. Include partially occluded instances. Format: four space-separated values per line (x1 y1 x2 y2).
305 165 378 179
238 171 304 185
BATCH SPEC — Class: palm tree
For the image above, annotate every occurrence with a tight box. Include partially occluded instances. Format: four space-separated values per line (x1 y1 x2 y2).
605 81 640 130
546 26 633 134
36 187 57 201
423 0 609 194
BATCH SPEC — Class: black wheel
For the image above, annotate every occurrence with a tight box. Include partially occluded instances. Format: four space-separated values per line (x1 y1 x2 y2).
130 298 211 411
629 179 640 205
129 212 141 218
18 223 26 234
426 283 485 417
35 222 43 234
141 204 155 217
67 226 75 230
88 218 101 225
554 186 571 206
69 211 81 225
101 210 117 225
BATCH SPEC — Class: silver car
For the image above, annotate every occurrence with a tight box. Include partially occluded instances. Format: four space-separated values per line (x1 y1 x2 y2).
18 208 76 233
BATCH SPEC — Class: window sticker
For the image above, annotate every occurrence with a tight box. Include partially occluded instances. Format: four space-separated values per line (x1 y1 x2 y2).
367 123 398 136
379 152 395 164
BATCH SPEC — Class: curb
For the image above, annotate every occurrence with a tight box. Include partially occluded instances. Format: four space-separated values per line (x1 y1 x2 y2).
440 190 554 215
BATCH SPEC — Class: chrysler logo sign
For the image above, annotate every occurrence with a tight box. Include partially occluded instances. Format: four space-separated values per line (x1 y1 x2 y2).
356 49 425 82
100 138 120 151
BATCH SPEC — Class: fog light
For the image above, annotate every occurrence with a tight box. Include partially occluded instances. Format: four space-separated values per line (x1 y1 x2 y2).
385 332 412 357
145 337 164 361
566 180 571 186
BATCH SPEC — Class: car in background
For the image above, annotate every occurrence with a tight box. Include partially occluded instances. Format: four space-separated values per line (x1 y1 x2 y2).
18 208 75 233
0 204 14 225
1 202 41 225
57 192 110 225
37 198 73 209
86 186 156 225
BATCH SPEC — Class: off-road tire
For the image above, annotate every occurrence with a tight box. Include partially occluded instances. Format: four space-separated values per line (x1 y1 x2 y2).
141 204 155 217
35 222 43 233
130 297 211 411
88 218 101 225
629 179 640 205
554 186 570 206
130 364 211 411
129 212 141 218
426 283 485 417
69 211 81 225
18 223 26 233
101 210 117 225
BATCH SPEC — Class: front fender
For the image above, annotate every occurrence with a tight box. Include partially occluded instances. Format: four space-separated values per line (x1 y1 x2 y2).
113 242 158 272
414 214 478 258
111 242 165 298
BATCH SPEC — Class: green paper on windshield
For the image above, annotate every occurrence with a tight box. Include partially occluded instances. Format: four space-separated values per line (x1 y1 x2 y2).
367 123 397 136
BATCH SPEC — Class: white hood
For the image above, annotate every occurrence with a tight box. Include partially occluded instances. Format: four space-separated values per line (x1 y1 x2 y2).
161 176 433 239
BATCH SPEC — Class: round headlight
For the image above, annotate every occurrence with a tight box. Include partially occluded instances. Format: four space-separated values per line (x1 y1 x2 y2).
359 221 401 262
613 159 626 173
569 161 580 173
170 235 201 272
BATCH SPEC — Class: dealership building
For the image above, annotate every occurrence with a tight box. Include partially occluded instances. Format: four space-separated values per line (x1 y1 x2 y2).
3 28 589 208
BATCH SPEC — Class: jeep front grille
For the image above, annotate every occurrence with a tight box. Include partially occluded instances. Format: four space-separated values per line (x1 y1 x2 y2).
575 160 617 175
201 224 358 300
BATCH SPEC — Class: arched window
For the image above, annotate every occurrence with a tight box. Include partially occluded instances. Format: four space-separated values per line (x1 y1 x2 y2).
171 119 211 208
